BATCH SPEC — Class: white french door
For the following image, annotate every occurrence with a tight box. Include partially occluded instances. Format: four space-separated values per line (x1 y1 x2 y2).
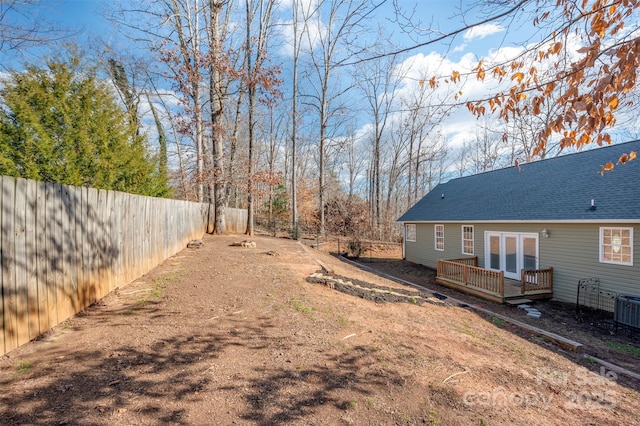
485 232 539 280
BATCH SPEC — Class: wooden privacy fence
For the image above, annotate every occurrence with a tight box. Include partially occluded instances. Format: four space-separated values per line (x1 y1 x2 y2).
0 176 212 356
225 207 248 234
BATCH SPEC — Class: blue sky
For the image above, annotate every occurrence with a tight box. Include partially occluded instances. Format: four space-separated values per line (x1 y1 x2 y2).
6 1 635 162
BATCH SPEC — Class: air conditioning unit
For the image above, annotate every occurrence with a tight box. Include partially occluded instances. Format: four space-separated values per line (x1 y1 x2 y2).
614 295 640 329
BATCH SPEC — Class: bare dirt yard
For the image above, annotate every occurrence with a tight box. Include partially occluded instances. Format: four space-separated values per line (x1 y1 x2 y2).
1 234 639 425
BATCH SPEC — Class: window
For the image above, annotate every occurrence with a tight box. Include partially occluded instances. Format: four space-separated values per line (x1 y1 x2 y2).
435 224 444 251
600 227 633 266
406 224 416 242
462 225 474 255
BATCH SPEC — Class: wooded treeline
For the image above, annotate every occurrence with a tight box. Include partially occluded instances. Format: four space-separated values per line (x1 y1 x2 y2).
1 0 638 241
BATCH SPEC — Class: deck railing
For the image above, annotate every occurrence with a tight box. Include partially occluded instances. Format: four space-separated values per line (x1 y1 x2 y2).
437 259 503 295
467 267 504 295
446 256 478 267
437 258 553 302
521 268 554 294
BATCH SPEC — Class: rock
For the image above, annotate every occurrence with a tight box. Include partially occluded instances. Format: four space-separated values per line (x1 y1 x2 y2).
229 240 256 248
187 239 204 248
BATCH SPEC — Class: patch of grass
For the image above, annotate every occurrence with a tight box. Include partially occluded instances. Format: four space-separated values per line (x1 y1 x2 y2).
365 396 375 407
490 316 504 327
398 413 412 424
290 298 313 315
425 408 440 425
17 361 32 373
155 269 186 285
139 269 186 303
453 322 479 338
607 341 640 357
584 355 600 365
536 336 552 343
337 314 350 326
347 401 357 409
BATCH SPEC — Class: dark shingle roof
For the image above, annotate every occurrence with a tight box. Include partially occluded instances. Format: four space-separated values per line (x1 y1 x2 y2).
398 140 640 222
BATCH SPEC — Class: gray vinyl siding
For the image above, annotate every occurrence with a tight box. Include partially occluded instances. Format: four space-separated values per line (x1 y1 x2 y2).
536 223 640 305
404 222 640 308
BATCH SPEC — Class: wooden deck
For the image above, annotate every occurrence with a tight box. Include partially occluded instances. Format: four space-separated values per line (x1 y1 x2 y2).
436 258 553 303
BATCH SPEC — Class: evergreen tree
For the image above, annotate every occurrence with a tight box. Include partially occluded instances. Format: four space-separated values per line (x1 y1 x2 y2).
0 58 169 196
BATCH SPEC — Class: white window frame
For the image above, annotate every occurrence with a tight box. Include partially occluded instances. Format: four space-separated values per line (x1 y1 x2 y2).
462 225 474 255
600 227 633 266
405 224 416 242
435 224 444 251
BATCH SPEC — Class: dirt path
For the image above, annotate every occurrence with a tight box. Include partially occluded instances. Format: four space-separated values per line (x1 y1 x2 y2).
1 235 639 425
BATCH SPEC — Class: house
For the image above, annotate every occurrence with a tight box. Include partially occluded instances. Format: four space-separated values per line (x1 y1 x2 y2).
398 140 640 310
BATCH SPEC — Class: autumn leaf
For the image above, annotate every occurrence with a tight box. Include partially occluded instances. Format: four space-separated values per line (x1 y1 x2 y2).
618 153 629 164
429 76 437 89
608 96 619 110
511 72 524 83
451 70 461 83
466 101 474 112
616 150 637 165
549 41 562 54
418 80 424 87
601 161 615 175
544 82 556 96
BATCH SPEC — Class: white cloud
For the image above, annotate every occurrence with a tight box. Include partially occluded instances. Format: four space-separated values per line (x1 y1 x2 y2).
276 0 324 57
453 43 467 53
463 23 504 41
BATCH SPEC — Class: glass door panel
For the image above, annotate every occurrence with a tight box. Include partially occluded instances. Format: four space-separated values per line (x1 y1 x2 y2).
504 235 518 278
522 237 537 270
489 235 500 270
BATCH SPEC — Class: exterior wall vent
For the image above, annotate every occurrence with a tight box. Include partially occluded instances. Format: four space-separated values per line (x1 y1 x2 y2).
614 295 640 329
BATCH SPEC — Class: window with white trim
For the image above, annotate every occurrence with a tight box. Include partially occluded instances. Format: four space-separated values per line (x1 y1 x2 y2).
406 224 416 242
600 227 633 266
435 224 444 251
462 225 474 255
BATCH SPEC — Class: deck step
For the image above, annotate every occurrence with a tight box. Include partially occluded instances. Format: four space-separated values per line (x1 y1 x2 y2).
505 298 533 306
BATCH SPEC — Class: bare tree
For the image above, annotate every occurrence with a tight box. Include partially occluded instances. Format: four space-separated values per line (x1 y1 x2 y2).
356 52 402 238
242 0 279 236
0 0 68 64
288 0 307 239
301 0 376 236
391 74 451 208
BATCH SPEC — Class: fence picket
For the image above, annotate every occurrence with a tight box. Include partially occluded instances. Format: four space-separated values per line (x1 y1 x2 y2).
2 177 18 352
25 179 39 340
61 184 75 321
0 178 4 354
